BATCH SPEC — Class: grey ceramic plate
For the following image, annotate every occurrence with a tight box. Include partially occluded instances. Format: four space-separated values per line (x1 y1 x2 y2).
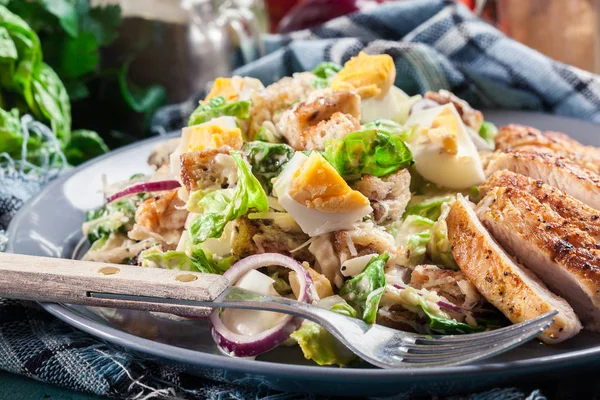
6 111 600 397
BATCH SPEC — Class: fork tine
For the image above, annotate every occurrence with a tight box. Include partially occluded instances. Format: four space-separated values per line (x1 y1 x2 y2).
412 311 558 345
389 315 554 366
403 312 557 353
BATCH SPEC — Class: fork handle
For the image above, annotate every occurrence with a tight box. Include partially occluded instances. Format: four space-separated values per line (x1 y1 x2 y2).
0 253 229 317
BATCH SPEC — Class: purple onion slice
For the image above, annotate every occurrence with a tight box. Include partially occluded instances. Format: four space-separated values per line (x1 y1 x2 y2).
210 253 317 358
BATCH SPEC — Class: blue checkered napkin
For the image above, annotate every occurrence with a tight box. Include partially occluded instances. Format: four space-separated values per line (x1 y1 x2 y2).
3 0 591 398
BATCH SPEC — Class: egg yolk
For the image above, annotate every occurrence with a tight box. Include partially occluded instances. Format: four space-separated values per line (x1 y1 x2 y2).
331 52 396 100
203 78 240 103
184 124 243 152
426 107 459 155
288 152 370 212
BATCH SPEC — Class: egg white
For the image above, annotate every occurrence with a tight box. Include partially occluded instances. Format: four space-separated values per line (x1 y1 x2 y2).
404 104 485 189
273 153 372 237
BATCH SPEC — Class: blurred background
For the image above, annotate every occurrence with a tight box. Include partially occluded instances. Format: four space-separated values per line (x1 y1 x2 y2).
3 0 599 157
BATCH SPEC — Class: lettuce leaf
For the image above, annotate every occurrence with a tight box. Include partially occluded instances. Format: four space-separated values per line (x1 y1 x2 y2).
141 246 230 274
189 152 268 243
428 201 459 270
418 297 484 335
323 129 413 180
394 215 434 266
339 253 388 324
291 295 357 366
311 61 342 88
243 141 294 192
188 96 250 126
404 195 455 221
362 119 411 141
478 121 498 146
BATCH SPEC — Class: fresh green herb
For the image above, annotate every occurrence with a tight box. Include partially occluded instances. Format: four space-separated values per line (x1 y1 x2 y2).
189 152 268 243
311 61 342 89
63 129 108 165
339 253 388 324
323 129 413 180
479 121 498 146
188 95 251 127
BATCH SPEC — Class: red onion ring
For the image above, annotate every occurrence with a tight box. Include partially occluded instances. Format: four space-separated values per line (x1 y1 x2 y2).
106 180 181 203
210 253 317 358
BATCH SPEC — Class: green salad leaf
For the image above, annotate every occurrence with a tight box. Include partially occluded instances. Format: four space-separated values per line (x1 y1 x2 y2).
291 296 357 366
339 253 388 324
428 201 458 270
479 121 498 146
418 297 484 335
404 195 455 221
394 215 434 266
311 61 342 89
189 152 268 243
362 119 410 140
323 129 413 180
188 95 251 127
141 246 230 274
291 319 356 366
84 197 136 244
243 141 294 192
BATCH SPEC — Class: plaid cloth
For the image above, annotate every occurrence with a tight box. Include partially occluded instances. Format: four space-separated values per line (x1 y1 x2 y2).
3 0 600 399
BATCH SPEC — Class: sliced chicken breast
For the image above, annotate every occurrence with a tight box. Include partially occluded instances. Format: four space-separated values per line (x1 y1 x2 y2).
495 125 600 174
447 194 581 343
480 170 600 240
482 150 600 210
477 186 600 333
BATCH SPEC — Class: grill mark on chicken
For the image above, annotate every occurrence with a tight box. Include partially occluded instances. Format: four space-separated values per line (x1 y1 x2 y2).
476 186 600 332
482 150 600 211
447 194 581 343
480 170 600 240
495 125 600 174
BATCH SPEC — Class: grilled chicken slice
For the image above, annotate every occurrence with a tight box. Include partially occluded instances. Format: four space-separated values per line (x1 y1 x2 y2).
480 171 600 240
447 194 581 343
495 125 600 174
477 186 600 333
482 151 600 210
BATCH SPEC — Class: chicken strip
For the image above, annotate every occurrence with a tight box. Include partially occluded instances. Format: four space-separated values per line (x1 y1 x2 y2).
277 90 361 150
480 170 600 240
482 150 600 210
494 125 600 174
477 187 600 333
447 194 581 343
352 169 411 224
135 190 188 233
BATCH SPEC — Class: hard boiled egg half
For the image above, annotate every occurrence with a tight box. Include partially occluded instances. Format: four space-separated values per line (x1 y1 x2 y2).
404 104 485 189
169 116 243 177
204 76 264 103
273 152 372 237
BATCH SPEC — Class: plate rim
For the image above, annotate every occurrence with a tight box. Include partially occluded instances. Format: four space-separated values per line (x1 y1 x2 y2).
6 113 600 382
